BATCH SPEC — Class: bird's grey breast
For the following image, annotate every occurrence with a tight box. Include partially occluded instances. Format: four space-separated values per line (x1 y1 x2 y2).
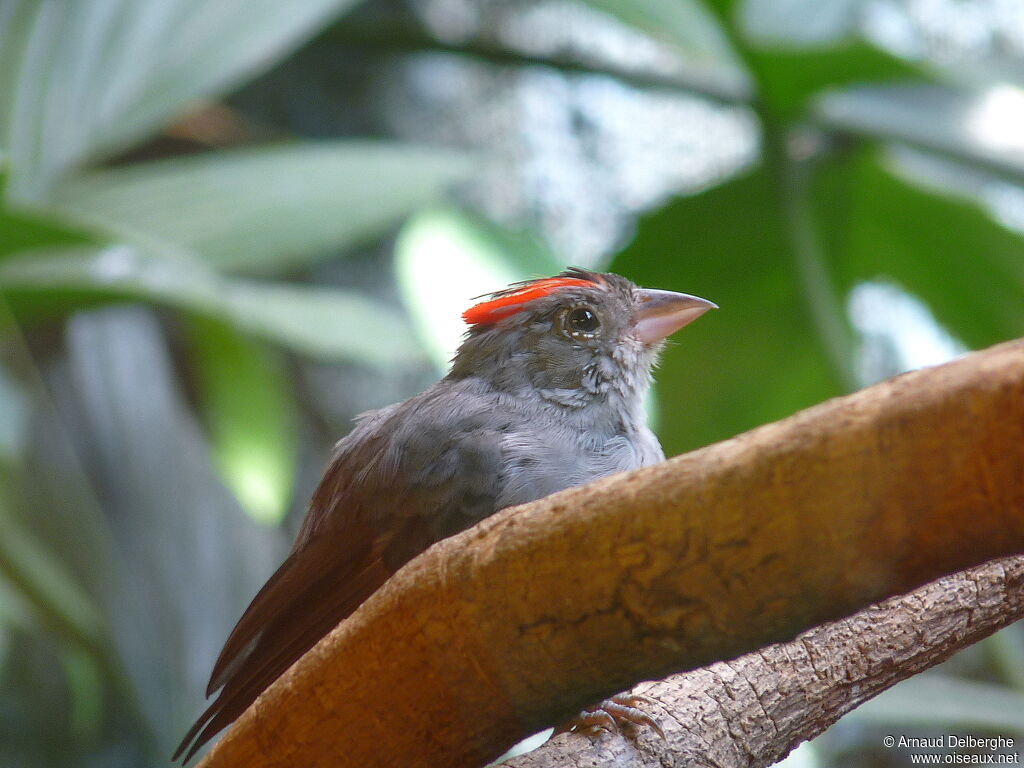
496 411 664 509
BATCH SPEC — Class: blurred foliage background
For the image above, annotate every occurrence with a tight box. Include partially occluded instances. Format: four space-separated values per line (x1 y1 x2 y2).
1 0 1023 766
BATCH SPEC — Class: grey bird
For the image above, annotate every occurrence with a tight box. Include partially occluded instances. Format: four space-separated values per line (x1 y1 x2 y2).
174 268 716 762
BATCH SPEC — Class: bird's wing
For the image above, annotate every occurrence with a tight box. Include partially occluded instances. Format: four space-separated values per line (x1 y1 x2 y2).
172 515 408 763
174 390 507 763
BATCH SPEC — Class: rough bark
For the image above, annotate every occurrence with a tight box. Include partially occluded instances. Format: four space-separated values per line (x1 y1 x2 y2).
509 557 1024 768
199 338 1024 768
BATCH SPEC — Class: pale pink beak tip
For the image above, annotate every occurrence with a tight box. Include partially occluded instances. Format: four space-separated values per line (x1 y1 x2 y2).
634 289 717 345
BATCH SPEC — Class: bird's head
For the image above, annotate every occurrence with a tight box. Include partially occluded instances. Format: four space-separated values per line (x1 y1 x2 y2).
449 269 716 410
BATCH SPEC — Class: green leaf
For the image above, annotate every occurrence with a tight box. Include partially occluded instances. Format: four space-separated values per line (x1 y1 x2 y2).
821 150 1024 350
739 0 861 49
986 624 1024 693
224 281 424 364
0 201 96 256
0 2 35 146
0 363 29 462
186 318 298 525
48 142 474 273
815 83 1024 184
611 166 846 455
59 644 104 742
850 674 1024 733
704 0 920 117
1 0 364 201
756 45 922 120
0 168 98 255
0 245 425 365
581 0 752 100
0 491 104 652
57 306 286 751
395 207 564 372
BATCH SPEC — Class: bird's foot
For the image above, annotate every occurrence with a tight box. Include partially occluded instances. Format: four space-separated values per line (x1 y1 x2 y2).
557 692 665 740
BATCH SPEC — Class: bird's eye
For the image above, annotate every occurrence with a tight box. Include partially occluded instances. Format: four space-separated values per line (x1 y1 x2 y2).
558 305 601 340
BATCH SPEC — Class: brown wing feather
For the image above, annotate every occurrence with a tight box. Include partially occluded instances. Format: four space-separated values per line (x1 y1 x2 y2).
204 512 376 698
177 430 389 762
175 387 507 763
173 520 392 763
204 548 306 697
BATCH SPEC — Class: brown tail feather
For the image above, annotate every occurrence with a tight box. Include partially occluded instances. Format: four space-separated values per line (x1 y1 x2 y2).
175 560 387 762
205 548 305 697
174 524 392 763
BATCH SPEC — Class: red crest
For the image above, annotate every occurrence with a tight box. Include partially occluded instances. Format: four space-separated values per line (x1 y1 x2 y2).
462 271 604 326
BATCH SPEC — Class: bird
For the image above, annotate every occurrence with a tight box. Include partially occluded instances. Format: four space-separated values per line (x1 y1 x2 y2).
174 268 716 762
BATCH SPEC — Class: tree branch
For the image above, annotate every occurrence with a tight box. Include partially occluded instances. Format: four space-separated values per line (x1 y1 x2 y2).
199 338 1024 768
509 556 1024 767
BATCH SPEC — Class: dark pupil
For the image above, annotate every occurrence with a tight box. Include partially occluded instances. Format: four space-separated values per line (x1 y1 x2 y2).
569 308 599 333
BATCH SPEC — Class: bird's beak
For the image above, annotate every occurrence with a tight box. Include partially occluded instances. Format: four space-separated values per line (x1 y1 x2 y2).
634 289 717 345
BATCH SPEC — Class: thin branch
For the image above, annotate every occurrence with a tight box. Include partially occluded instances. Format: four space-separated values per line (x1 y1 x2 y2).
318 22 750 106
510 557 1024 767
773 128 860 391
199 338 1024 768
